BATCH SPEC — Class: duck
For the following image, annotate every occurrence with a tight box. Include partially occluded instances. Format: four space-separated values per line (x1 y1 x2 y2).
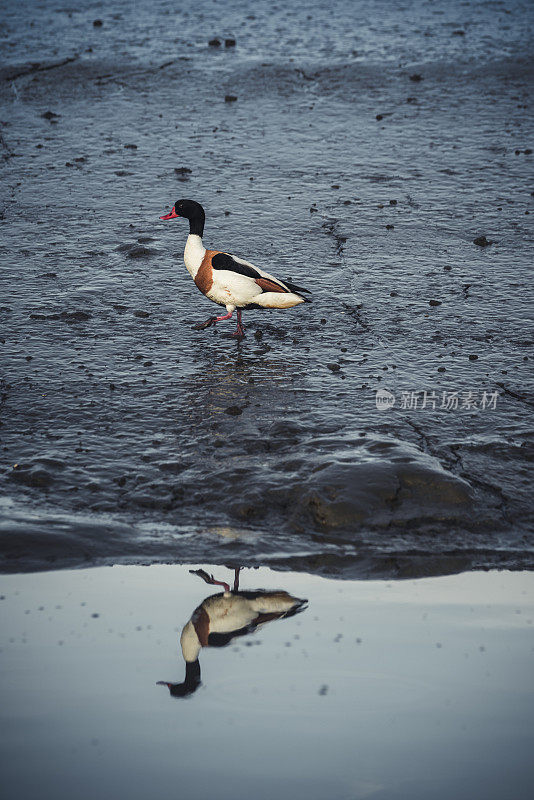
157 568 307 698
159 199 311 338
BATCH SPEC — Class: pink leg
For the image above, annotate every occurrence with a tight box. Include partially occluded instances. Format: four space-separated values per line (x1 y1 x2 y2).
232 309 245 338
193 310 233 331
189 569 230 592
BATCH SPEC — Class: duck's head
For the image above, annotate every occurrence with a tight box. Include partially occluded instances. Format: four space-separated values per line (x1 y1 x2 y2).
160 199 205 228
157 660 201 699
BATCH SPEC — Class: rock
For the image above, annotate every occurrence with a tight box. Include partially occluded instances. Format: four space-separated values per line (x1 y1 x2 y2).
30 310 90 322
225 405 243 416
10 465 53 488
409 74 423 82
473 235 493 247
389 199 397 205
468 354 478 361
286 437 473 531
134 310 150 318
452 30 465 35
174 166 192 175
60 311 91 322
42 110 60 120
327 363 341 372
225 94 238 102
124 143 138 149
225 38 236 47
123 244 158 258
376 114 383 121
209 38 221 47
429 299 442 306
93 19 103 27
385 224 394 230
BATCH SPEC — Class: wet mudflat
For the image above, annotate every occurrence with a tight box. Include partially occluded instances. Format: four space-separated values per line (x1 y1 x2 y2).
1 0 533 577
1 564 533 799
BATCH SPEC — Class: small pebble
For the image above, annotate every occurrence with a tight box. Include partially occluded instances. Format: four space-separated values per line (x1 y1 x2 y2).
225 405 243 416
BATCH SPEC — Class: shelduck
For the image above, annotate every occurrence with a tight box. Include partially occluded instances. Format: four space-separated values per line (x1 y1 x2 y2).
157 568 307 697
160 199 311 338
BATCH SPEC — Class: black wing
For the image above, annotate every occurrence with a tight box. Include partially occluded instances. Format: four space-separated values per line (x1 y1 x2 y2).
211 252 261 279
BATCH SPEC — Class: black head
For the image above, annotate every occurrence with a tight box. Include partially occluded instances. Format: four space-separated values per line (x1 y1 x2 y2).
156 660 201 699
160 199 205 236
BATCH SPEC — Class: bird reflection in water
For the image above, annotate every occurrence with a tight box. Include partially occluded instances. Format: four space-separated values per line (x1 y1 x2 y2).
157 567 307 698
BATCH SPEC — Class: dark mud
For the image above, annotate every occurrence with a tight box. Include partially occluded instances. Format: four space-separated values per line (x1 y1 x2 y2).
1 0 533 578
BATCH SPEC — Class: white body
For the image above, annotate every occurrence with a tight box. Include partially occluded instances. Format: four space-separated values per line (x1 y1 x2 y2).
180 591 303 662
183 234 305 312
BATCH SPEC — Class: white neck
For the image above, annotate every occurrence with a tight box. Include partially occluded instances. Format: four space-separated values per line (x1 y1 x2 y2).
180 620 202 663
184 234 206 279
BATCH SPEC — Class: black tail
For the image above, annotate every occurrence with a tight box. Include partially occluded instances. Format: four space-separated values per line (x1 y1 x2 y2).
284 279 312 302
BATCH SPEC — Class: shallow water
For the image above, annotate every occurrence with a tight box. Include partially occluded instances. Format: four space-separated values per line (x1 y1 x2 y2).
1 564 533 799
1 0 533 577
